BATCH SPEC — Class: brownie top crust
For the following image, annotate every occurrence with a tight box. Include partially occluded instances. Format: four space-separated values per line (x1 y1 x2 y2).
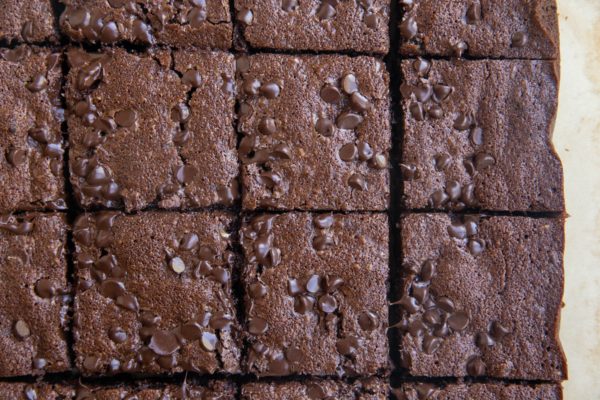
399 0 559 59
0 1 58 44
393 382 562 400
242 378 388 399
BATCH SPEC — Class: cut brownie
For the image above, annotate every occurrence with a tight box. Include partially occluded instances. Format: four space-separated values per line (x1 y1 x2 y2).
65 48 238 211
0 1 58 43
399 0 559 59
241 213 388 376
0 46 65 213
234 0 389 53
242 378 387 399
59 0 232 49
0 383 72 399
395 213 566 380
400 59 563 212
238 54 390 211
72 212 241 375
0 214 70 377
393 382 562 400
75 381 236 399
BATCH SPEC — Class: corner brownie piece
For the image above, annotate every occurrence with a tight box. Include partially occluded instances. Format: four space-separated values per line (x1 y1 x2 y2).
235 0 389 53
60 0 232 49
393 383 561 400
395 214 566 381
0 46 65 213
242 378 387 399
76 381 236 399
399 0 559 59
73 212 241 375
0 214 70 377
241 213 388 376
238 54 390 211
65 48 238 211
0 383 72 399
0 1 58 43
400 59 563 212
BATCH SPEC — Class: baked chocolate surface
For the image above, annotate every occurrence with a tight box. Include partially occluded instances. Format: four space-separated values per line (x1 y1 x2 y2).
399 0 559 59
393 382 562 400
238 54 390 211
235 0 389 53
72 212 241 375
0 46 65 213
59 0 232 49
0 214 70 377
241 213 388 376
396 214 566 381
242 378 388 399
0 383 72 400
400 59 563 212
65 48 238 211
0 1 58 44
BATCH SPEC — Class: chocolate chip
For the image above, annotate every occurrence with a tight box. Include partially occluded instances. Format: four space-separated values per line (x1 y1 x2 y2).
306 274 321 293
474 153 496 169
273 143 292 159
318 294 337 313
83 356 100 372
447 222 467 239
236 56 251 74
171 103 190 122
358 311 378 331
445 180 461 201
306 383 327 399
409 102 424 121
454 112 471 130
413 58 430 76
170 257 186 274
466 3 482 24
511 32 528 48
35 279 56 298
315 118 334 136
468 238 485 255
336 336 359 356
149 330 180 356
433 84 453 102
400 163 418 180
249 282 268 299
370 153 388 169
427 104 444 119
357 142 373 161
400 16 418 40
448 311 470 331
466 356 486 376
452 41 468 57
26 75 48 92
258 117 277 135
336 112 363 130
470 126 484 146
350 92 371 112
23 385 36 400
260 82 281 99
115 294 139 312
268 357 290 375
434 154 451 171
109 327 127 343
188 7 208 27
421 259 436 281
132 20 153 43
364 13 378 28
248 317 268 335
476 332 495 348
77 61 103 90
341 74 358 94
316 2 336 20
314 214 334 229
422 334 442 354
237 8 254 25
282 0 298 11
14 320 31 339
348 173 366 190
339 143 357 161
200 332 218 351
325 275 344 292
6 148 27 167
294 294 315 314
490 321 510 340
114 109 136 127
28 127 51 143
176 165 197 184
182 69 202 87
320 84 341 103
100 21 119 42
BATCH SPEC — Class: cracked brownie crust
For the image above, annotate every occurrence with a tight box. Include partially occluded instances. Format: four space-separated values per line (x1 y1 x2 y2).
65 47 238 211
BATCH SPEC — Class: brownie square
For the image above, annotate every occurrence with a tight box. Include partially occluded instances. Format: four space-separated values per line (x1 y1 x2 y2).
0 46 65 213
393 383 562 400
241 213 388 376
0 383 72 399
242 378 387 399
399 0 559 59
238 54 391 211
60 0 232 49
76 381 236 399
395 214 566 381
235 0 389 53
400 59 563 212
0 214 70 377
73 211 241 375
65 48 238 211
0 1 58 43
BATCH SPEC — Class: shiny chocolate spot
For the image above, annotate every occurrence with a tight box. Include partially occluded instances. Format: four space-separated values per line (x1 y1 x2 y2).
109 327 127 343
339 143 357 161
400 16 418 40
149 330 180 356
358 311 378 331
14 320 31 339
26 75 48 92
320 84 341 103
248 317 268 335
341 74 358 95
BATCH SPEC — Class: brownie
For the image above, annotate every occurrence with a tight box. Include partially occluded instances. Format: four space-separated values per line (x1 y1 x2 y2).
59 0 232 49
400 59 563 212
392 382 562 400
0 214 70 377
234 0 389 53
0 1 58 44
72 211 241 375
65 48 238 211
0 383 72 399
75 381 236 399
238 54 391 211
399 0 559 59
242 378 387 399
395 213 566 380
0 46 65 213
241 213 388 376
